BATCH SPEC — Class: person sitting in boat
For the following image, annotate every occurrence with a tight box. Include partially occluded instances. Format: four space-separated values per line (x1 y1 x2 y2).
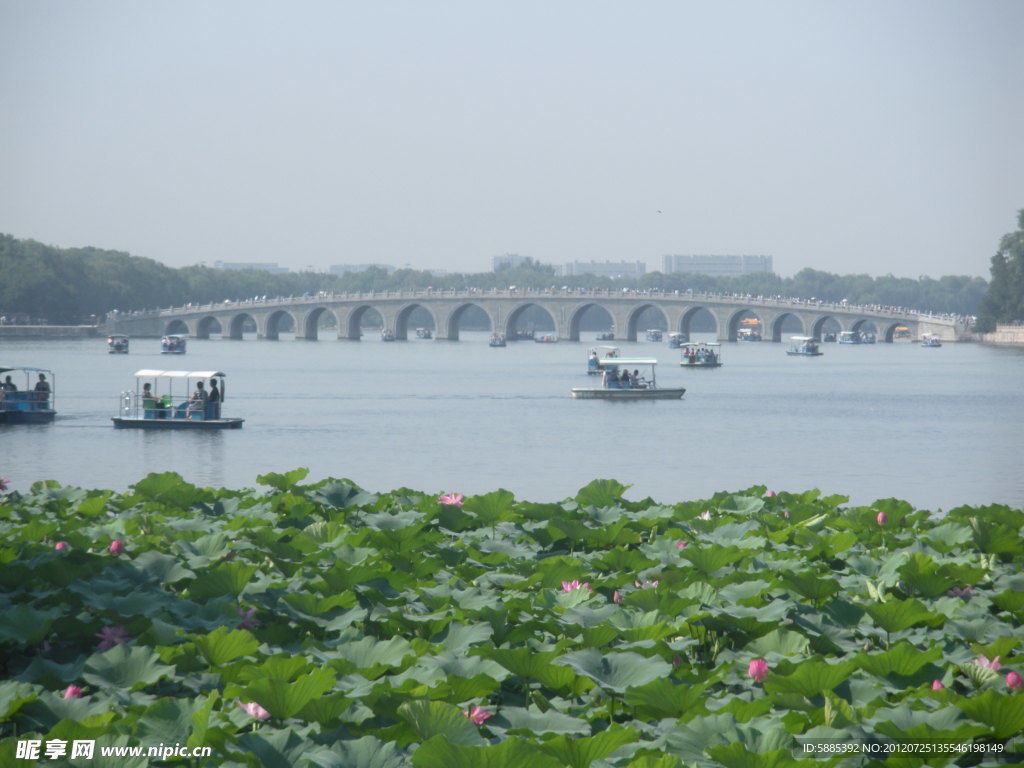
619 369 631 387
186 380 207 419
632 369 646 388
207 379 221 419
2 375 16 393
142 383 163 418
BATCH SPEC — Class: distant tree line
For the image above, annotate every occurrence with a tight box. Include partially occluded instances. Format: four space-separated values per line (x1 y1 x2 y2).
974 209 1024 332
0 233 989 324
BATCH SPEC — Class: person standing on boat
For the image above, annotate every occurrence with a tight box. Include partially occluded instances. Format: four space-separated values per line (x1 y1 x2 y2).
207 379 221 419
33 373 51 406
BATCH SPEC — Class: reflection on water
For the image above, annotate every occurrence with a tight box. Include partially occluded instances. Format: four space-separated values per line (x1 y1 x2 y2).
2 334 1023 512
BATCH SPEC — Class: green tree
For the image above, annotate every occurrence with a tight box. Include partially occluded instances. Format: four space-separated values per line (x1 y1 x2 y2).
976 209 1024 331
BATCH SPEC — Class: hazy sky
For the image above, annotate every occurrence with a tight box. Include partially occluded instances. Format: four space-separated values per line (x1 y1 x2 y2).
2 1 1021 279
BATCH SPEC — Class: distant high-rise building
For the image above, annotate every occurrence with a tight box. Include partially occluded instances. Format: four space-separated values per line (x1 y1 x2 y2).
328 263 396 276
661 254 773 277
213 261 290 274
562 260 647 278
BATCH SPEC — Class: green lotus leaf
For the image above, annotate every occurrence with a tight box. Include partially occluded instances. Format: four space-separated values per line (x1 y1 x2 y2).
679 545 746 576
664 715 793 763
256 467 310 490
705 743 795 768
82 645 175 691
763 658 856 697
241 666 335 720
133 696 206 748
127 550 195 586
554 648 672 694
132 471 209 507
574 478 630 508
864 598 943 633
398 700 487 747
412 734 560 768
327 735 411 768
313 480 376 509
779 572 841 601
624 677 708 719
491 706 590 736
0 681 40 720
465 488 516 524
623 756 684 768
188 561 260 599
857 641 942 677
956 689 1024 739
969 517 1024 556
194 626 258 667
0 605 63 645
537 725 638 768
745 629 810 657
436 622 493 653
923 521 973 552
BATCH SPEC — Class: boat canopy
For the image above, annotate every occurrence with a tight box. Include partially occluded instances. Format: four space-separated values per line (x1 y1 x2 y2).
790 336 814 342
0 366 53 374
133 369 226 379
598 357 658 366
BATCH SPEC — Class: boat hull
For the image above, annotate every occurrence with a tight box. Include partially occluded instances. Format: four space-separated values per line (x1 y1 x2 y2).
112 417 244 430
571 387 686 400
0 410 56 424
680 362 722 368
786 351 823 356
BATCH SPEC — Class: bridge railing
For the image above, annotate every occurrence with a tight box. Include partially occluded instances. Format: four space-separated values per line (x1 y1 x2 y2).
117 288 968 325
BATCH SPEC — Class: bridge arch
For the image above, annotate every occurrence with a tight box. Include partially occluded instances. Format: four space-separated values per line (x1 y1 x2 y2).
768 312 806 343
300 306 337 341
504 302 557 340
566 302 615 342
227 313 257 340
164 318 190 336
394 303 437 341
442 302 492 341
339 304 378 340
726 309 763 342
196 316 223 339
264 309 297 341
679 306 720 339
624 303 668 342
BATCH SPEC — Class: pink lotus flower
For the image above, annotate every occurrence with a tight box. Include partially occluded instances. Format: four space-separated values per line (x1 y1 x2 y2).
561 580 591 593
236 605 261 631
765 490 777 497
748 658 769 683
54 541 69 551
95 625 131 650
439 492 464 506
698 510 712 521
463 705 491 725
1007 671 1023 690
782 510 791 519
677 540 688 549
947 586 973 598
974 655 1001 670
0 477 8 492
108 540 125 556
63 685 83 699
634 580 659 588
238 700 271 720
876 512 888 525
612 590 621 604
931 679 945 690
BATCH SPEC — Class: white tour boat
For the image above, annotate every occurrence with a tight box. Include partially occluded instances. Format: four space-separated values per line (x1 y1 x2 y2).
572 358 685 400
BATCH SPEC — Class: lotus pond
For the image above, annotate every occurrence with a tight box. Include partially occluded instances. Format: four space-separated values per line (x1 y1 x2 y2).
1 471 1023 767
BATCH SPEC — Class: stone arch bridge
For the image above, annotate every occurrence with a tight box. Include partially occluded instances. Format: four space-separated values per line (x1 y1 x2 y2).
107 289 964 343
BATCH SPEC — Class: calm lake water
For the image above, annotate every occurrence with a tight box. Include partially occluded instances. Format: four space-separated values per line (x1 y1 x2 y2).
3 333 1023 513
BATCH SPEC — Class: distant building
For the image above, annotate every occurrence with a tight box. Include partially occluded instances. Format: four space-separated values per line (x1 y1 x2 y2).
213 261 290 274
328 263 396 276
661 254 773 277
561 260 647 278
